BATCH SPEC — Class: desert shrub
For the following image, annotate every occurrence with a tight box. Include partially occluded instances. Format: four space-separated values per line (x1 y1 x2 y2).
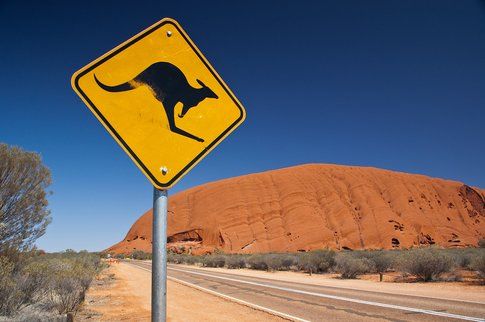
43 252 104 315
0 250 105 317
0 256 23 316
226 255 247 269
201 254 225 268
131 250 152 260
181 254 198 265
0 255 52 317
478 239 485 248
279 254 298 270
470 253 485 281
335 253 374 279
263 254 297 271
46 260 84 314
447 249 477 269
358 250 394 281
397 248 453 282
297 249 336 274
168 252 198 265
247 254 268 270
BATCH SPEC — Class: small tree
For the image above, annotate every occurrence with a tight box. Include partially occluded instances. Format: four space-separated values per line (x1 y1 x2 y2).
0 143 52 253
365 251 394 282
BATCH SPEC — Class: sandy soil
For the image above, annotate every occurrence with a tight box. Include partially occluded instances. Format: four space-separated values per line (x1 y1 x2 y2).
176 264 485 303
78 262 284 321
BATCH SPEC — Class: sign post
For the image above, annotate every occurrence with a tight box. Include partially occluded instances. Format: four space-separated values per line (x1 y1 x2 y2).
152 188 168 322
71 18 246 322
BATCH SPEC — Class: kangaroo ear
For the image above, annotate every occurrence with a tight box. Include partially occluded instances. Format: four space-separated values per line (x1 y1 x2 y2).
196 79 206 88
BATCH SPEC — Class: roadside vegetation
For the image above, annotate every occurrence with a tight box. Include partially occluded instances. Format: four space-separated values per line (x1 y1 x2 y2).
0 143 106 319
0 249 105 319
147 246 485 283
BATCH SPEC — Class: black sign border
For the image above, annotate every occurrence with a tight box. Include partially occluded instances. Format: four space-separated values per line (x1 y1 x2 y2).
73 20 245 189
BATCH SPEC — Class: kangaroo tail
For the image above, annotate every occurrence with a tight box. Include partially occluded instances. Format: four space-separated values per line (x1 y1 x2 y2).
94 74 135 92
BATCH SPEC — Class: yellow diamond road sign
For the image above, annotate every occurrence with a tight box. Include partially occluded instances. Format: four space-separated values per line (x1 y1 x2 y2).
71 18 246 189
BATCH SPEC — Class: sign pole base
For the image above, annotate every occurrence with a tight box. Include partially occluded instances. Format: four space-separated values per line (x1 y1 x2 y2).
152 188 168 322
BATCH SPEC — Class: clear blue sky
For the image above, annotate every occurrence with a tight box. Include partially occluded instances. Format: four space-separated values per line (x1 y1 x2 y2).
1 1 484 252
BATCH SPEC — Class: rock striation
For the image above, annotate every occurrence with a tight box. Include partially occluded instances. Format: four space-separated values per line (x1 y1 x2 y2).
106 164 485 255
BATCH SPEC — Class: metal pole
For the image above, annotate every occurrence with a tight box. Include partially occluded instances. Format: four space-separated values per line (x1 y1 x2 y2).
152 188 168 322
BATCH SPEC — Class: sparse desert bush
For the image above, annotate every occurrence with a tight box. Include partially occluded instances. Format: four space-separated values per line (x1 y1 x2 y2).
225 255 247 269
335 253 374 279
397 248 453 282
247 254 269 270
470 253 485 281
264 254 297 271
446 248 479 269
297 249 336 275
358 250 394 281
0 256 25 316
131 250 152 260
201 254 225 268
182 254 198 265
0 250 104 317
0 255 53 317
43 252 105 315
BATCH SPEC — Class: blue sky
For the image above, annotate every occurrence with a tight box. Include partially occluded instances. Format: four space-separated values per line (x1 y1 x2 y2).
1 1 484 252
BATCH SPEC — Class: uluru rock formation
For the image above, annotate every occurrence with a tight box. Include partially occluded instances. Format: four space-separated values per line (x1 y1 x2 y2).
106 164 485 255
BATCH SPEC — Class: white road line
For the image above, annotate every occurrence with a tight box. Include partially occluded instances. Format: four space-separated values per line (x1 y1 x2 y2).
168 266 485 322
169 275 309 322
127 262 308 322
167 265 484 305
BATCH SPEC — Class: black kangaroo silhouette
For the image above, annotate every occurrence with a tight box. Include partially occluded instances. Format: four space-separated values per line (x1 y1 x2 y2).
94 62 218 142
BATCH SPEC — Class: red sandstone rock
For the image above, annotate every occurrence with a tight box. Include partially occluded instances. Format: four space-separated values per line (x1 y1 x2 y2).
105 164 485 255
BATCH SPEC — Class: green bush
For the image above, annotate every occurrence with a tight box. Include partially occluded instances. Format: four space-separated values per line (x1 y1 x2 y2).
226 255 247 269
263 254 296 271
297 249 336 274
397 248 453 282
0 255 53 316
470 253 485 281
335 253 374 279
447 248 478 269
0 250 104 317
201 254 226 268
131 250 152 260
247 254 268 270
358 250 394 281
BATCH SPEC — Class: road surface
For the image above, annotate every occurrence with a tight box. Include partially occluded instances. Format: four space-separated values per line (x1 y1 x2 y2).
127 261 485 322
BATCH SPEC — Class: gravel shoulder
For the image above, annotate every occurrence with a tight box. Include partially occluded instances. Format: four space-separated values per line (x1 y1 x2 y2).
78 262 285 321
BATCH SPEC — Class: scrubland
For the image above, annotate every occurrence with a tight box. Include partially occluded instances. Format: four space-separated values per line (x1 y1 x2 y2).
0 249 105 320
123 245 485 283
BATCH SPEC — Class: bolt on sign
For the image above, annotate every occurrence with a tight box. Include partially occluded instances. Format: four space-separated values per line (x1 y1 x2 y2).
71 18 246 189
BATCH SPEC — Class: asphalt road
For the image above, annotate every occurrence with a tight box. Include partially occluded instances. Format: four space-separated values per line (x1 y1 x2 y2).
127 261 485 322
